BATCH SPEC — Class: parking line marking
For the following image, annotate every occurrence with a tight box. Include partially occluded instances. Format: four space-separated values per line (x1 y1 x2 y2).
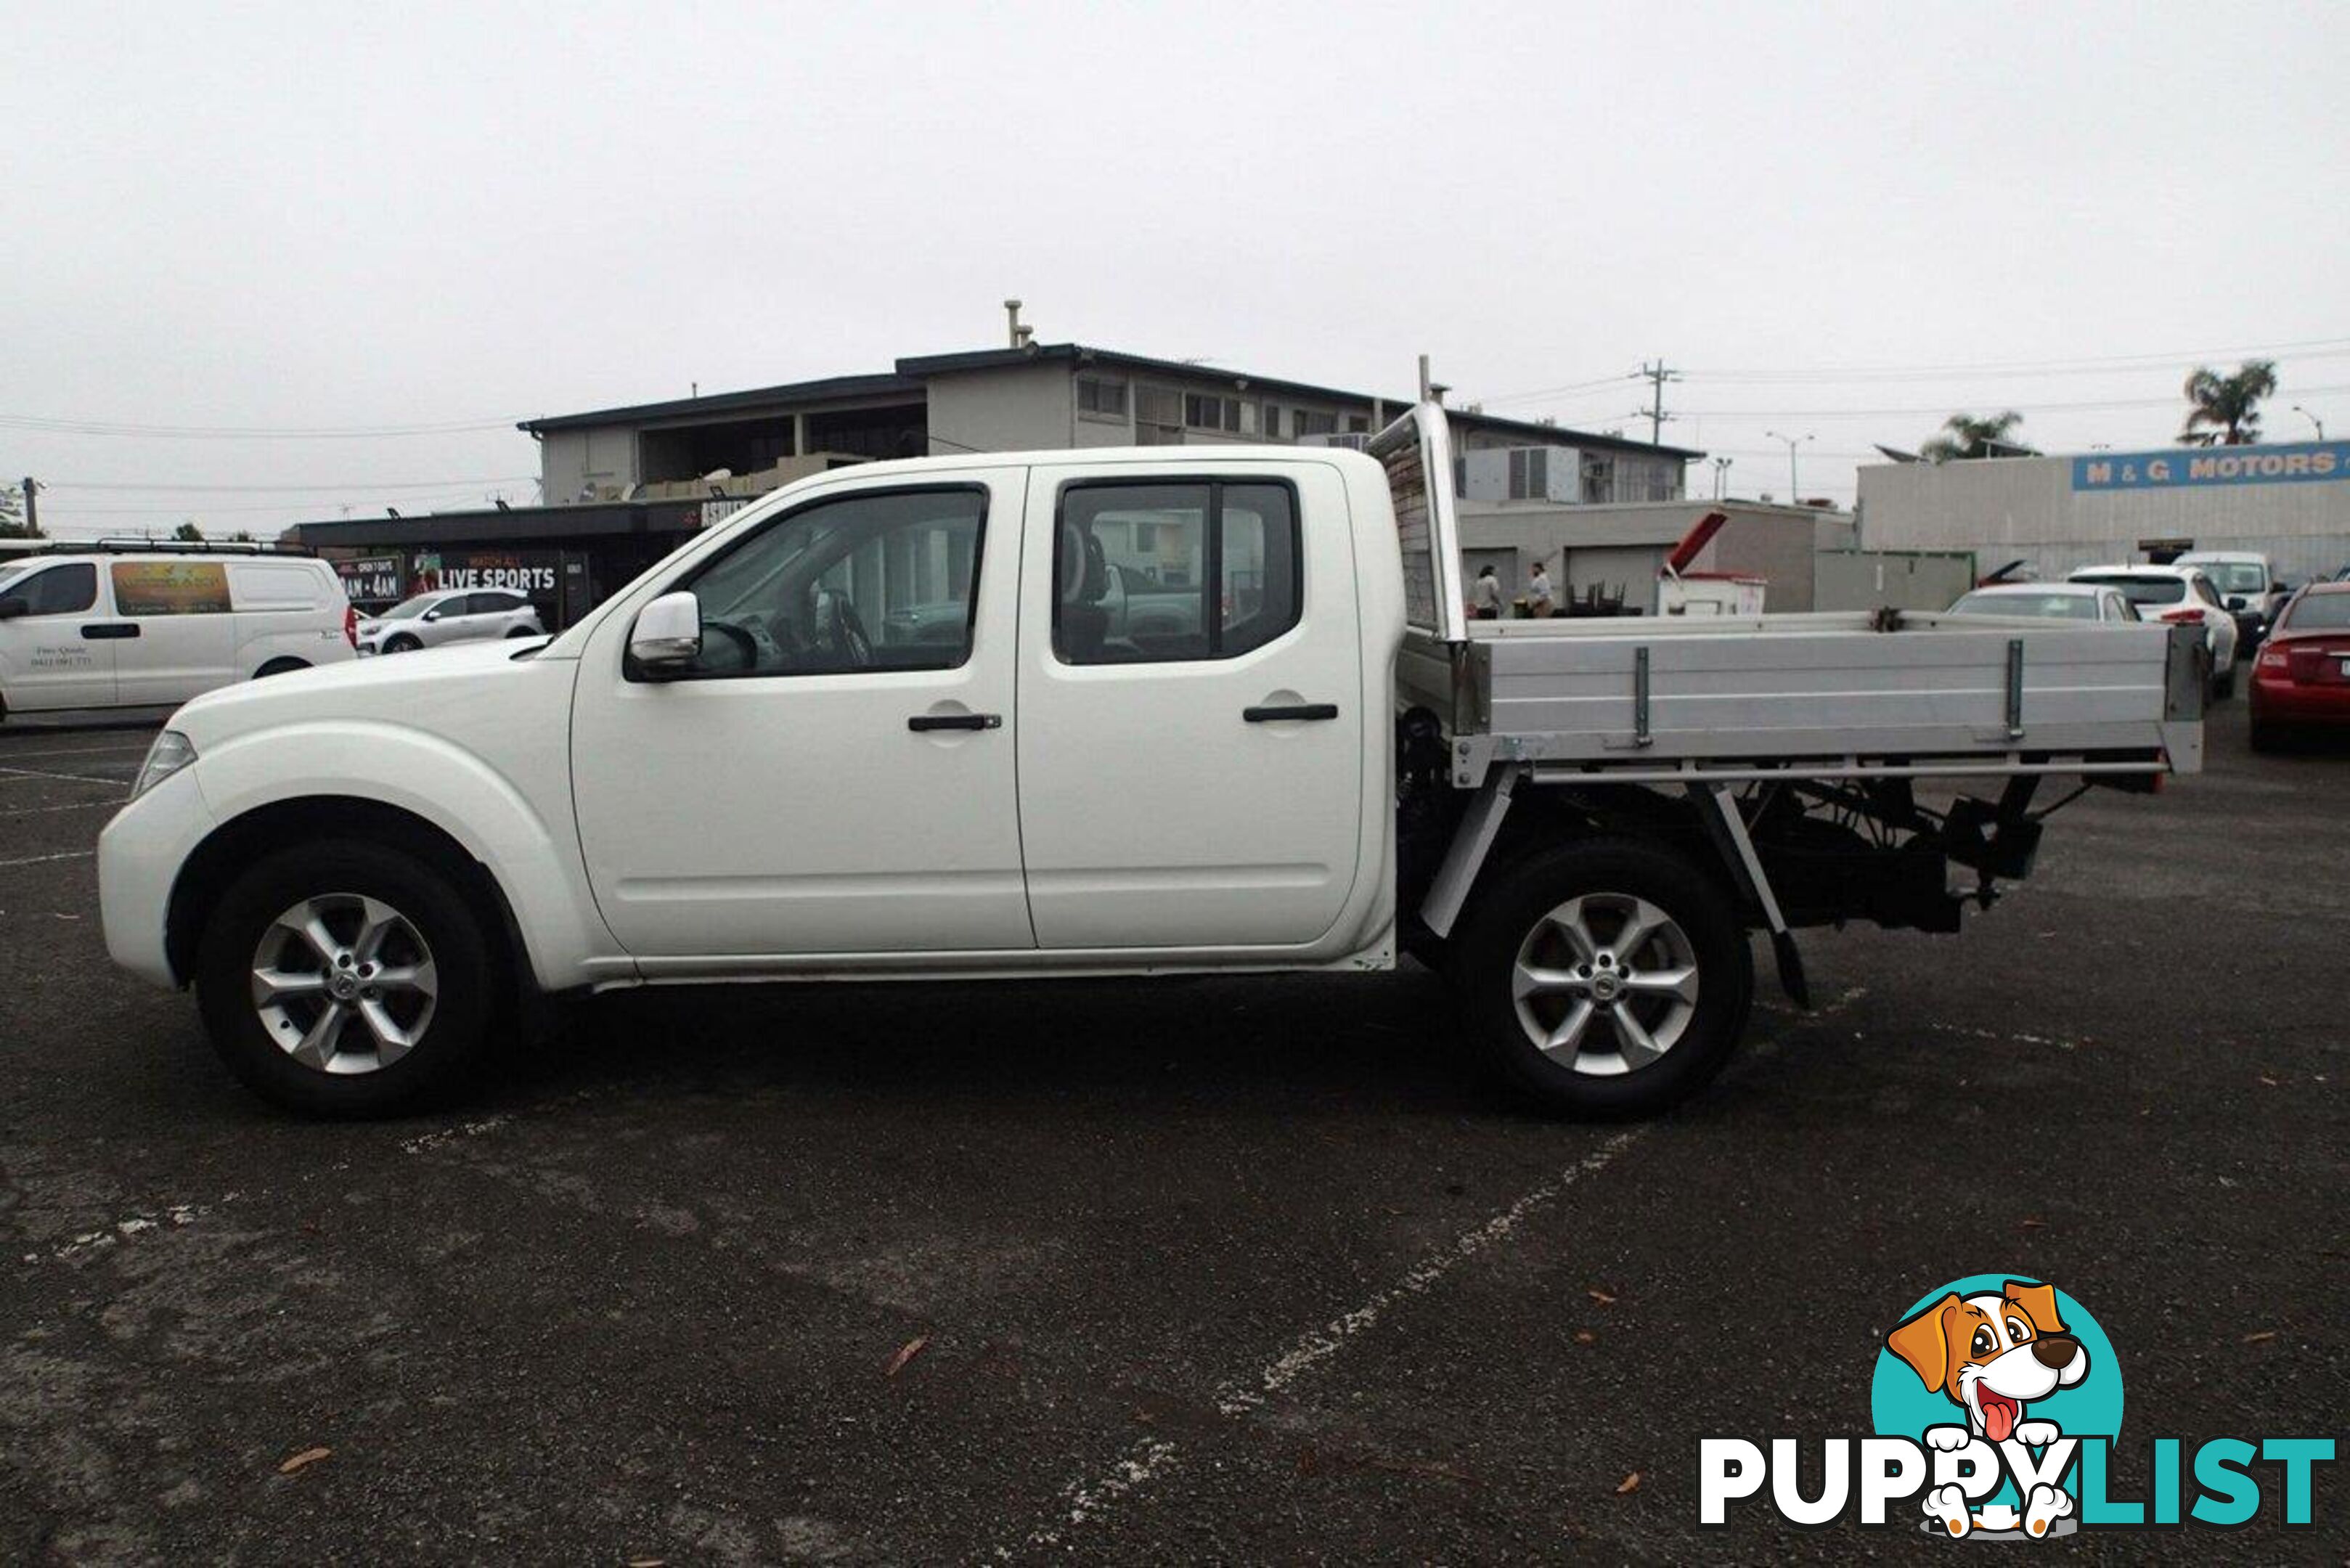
0 850 94 870
0 797 121 818
1008 984 1877 1558
0 741 155 761
1013 1128 1647 1555
0 764 129 786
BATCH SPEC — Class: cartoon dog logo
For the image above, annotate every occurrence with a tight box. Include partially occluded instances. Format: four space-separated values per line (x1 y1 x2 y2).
1886 1280 2089 1538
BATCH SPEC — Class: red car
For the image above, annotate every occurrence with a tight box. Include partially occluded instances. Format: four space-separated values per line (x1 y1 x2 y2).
2249 582 2350 751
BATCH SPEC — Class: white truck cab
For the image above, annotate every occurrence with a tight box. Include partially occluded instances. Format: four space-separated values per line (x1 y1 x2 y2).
99 408 2203 1118
0 546 353 717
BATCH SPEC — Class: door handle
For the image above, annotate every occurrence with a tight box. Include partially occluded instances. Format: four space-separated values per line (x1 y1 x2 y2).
907 712 1002 732
1244 702 1338 723
82 623 141 640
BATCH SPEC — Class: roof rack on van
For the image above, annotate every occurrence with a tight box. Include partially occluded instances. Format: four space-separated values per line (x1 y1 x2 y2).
29 537 317 558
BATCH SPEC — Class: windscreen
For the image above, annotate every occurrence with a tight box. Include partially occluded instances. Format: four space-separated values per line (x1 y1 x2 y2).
2073 573 2184 606
2280 593 2350 632
1951 591 2102 620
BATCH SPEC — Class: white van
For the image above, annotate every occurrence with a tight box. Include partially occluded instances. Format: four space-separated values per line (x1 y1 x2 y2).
0 549 354 717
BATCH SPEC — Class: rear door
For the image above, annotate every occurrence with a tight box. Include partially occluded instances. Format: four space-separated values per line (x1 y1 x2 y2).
1014 461 1364 950
0 562 115 711
110 560 236 703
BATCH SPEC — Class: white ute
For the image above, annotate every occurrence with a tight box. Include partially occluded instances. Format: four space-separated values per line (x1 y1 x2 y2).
99 407 2206 1117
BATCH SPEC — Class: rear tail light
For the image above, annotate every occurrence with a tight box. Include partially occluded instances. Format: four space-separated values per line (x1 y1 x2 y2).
2258 648 2289 671
2158 608 2205 626
343 603 358 648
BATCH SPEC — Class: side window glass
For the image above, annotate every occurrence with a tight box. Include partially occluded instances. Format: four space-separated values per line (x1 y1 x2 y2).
1055 481 1300 664
111 562 232 616
10 563 98 616
663 486 986 679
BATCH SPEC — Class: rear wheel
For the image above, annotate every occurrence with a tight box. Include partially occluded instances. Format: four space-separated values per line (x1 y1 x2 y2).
2211 663 2236 701
1453 838 1753 1117
383 633 422 654
252 657 309 679
195 839 496 1116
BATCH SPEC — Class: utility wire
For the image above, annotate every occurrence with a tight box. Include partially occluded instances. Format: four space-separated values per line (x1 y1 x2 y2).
0 412 527 438
44 475 538 493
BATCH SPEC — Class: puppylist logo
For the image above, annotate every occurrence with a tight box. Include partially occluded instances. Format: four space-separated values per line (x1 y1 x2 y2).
1700 1275 2335 1539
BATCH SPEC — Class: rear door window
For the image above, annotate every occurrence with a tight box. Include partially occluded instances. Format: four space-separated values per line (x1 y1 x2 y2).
1053 480 1301 663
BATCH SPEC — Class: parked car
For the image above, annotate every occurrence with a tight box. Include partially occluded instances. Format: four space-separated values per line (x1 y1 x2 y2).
1946 583 2142 622
356 588 545 654
2176 550 2288 649
99 405 2203 1121
2068 565 2240 697
0 547 352 718
2248 582 2350 751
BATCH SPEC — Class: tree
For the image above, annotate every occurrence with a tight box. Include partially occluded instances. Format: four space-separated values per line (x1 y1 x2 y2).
0 481 28 539
1921 411 2033 462
2179 360 2277 446
172 520 205 542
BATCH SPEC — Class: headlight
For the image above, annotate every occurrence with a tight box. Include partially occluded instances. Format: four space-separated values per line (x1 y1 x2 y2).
131 730 198 799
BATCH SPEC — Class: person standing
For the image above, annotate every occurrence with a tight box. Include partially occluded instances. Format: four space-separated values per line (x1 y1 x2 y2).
1527 560 1556 618
1471 564 1504 619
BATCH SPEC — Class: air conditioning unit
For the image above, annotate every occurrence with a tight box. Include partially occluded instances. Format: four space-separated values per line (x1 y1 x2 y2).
1462 446 1582 502
1301 432 1373 452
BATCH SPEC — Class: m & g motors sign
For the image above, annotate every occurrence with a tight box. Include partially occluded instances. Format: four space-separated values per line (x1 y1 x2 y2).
2073 440 2350 491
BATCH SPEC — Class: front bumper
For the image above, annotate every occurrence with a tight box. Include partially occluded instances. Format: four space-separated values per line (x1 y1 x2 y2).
98 769 221 989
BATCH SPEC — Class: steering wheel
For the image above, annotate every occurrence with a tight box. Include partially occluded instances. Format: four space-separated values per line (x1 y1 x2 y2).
825 593 874 668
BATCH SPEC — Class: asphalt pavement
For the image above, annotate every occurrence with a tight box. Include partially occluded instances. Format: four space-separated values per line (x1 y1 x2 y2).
0 701 2343 1562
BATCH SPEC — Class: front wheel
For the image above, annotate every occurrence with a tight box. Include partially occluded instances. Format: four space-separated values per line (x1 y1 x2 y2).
1451 838 1754 1117
195 840 497 1116
383 633 422 654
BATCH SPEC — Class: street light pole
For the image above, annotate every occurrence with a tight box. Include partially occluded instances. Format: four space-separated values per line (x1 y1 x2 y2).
1711 456 1732 499
2293 405 2325 440
1764 431 1814 502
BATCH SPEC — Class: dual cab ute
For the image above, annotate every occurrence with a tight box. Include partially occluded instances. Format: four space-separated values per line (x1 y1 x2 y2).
99 407 2204 1116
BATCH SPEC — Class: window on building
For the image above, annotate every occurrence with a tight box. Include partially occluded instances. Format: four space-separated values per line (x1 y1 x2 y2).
1183 393 1244 433
1077 376 1128 420
654 486 987 679
1135 386 1183 445
1293 409 1339 438
1347 415 1369 433
1261 404 1284 440
1053 481 1301 664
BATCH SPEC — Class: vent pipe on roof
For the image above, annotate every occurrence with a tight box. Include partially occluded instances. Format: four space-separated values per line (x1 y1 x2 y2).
1004 299 1032 349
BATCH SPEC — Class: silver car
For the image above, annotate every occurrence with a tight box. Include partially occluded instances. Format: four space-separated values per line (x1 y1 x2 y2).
356 588 545 655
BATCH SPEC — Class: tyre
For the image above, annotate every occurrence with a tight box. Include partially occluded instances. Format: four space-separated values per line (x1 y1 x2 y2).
1451 838 1754 1118
252 658 310 679
195 838 497 1116
2249 717 2284 754
505 625 538 639
2211 663 2236 701
383 634 422 654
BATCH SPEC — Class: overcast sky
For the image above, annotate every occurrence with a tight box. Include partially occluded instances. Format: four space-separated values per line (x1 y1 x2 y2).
8 1 2349 537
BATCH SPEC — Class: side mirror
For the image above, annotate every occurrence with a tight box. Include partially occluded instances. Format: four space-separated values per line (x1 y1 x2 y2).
0 597 25 621
2225 595 2247 611
423 608 443 621
2272 581 2289 596
629 590 702 671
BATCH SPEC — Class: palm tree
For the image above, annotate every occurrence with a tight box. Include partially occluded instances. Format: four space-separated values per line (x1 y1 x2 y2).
1920 411 2031 462
2179 360 2278 446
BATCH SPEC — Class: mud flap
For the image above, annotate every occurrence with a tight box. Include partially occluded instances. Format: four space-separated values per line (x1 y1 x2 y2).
1770 929 1812 1012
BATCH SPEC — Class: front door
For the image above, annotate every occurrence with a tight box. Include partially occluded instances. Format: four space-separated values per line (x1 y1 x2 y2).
570 472 1032 957
0 563 115 711
1015 462 1365 950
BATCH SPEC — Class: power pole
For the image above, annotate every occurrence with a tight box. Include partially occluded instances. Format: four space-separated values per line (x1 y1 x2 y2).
1639 361 1680 445
20 477 39 537
1712 456 1732 500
